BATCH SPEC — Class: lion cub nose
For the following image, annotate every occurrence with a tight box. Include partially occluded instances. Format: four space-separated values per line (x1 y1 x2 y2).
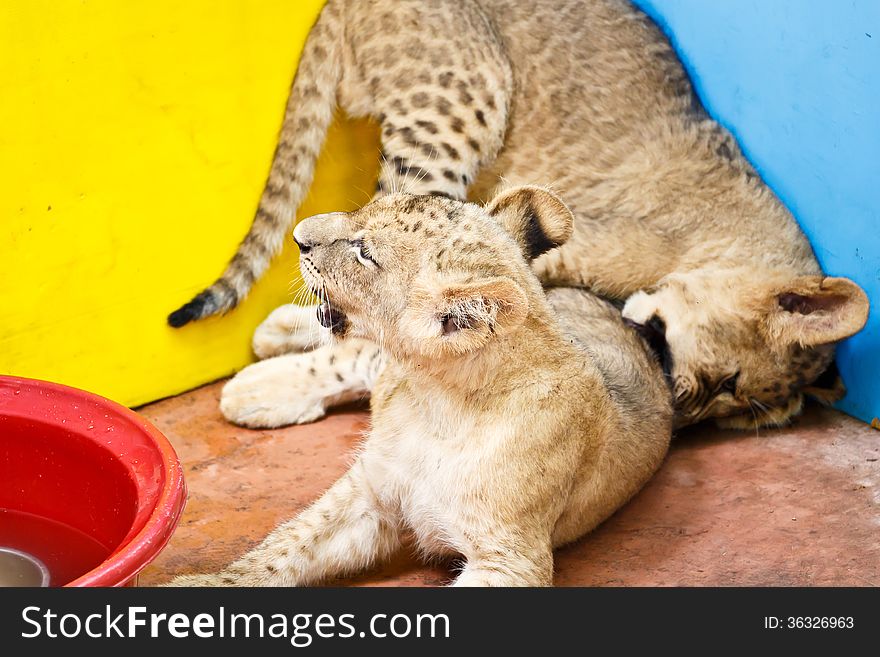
292 221 316 254
293 211 351 254
293 235 312 254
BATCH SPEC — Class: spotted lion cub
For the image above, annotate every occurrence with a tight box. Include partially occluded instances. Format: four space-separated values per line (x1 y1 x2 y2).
170 187 671 587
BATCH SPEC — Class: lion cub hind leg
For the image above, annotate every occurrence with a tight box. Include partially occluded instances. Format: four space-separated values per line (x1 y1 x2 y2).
220 338 383 428
168 463 399 586
252 303 328 359
357 3 512 200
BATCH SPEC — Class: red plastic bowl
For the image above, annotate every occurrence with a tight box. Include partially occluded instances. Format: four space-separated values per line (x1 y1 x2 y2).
0 376 186 586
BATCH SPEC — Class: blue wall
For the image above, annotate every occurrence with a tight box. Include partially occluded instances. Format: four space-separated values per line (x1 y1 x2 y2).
633 0 880 424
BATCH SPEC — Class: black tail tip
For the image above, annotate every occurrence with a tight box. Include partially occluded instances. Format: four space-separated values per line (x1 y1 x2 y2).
167 292 214 328
167 307 196 328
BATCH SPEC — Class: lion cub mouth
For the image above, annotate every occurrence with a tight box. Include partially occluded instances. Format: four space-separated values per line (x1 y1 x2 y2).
316 301 348 336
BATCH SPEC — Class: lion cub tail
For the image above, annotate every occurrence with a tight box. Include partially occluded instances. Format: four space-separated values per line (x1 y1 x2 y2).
168 1 345 327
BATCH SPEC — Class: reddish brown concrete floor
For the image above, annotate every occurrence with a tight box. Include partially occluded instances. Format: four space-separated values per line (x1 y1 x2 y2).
137 380 880 586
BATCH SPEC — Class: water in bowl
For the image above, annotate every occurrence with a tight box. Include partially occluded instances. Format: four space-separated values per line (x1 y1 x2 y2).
0 508 111 586
0 547 49 586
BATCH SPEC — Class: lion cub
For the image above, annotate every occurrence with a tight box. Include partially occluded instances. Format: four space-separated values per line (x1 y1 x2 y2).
171 187 671 586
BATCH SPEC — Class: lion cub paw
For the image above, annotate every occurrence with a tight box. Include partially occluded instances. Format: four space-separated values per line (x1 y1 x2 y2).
163 573 231 587
220 355 328 429
252 303 327 359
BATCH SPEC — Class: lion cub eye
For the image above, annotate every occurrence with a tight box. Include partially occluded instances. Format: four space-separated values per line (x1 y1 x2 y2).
719 371 740 395
349 239 378 268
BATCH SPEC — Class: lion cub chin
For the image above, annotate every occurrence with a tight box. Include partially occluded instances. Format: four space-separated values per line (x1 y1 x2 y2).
169 187 672 587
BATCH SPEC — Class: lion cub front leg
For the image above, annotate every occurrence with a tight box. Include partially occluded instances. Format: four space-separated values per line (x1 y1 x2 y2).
169 462 399 586
221 338 383 428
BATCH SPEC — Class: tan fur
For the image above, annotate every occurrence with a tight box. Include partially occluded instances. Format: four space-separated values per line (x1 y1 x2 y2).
194 0 867 428
170 188 671 587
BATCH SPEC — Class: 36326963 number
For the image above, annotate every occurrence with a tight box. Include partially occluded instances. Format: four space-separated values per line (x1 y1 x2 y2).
764 616 854 629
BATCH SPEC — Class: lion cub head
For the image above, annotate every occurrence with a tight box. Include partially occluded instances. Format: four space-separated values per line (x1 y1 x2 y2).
622 270 868 429
294 186 573 364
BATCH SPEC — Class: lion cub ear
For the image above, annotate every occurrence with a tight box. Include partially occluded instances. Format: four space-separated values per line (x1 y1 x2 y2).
439 277 528 348
762 276 869 347
407 277 528 355
486 186 574 261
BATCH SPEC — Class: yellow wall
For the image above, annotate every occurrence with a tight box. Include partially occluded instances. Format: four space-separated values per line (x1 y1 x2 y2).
0 1 379 406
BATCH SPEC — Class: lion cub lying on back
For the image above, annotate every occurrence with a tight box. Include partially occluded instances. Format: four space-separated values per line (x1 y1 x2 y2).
171 187 671 586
